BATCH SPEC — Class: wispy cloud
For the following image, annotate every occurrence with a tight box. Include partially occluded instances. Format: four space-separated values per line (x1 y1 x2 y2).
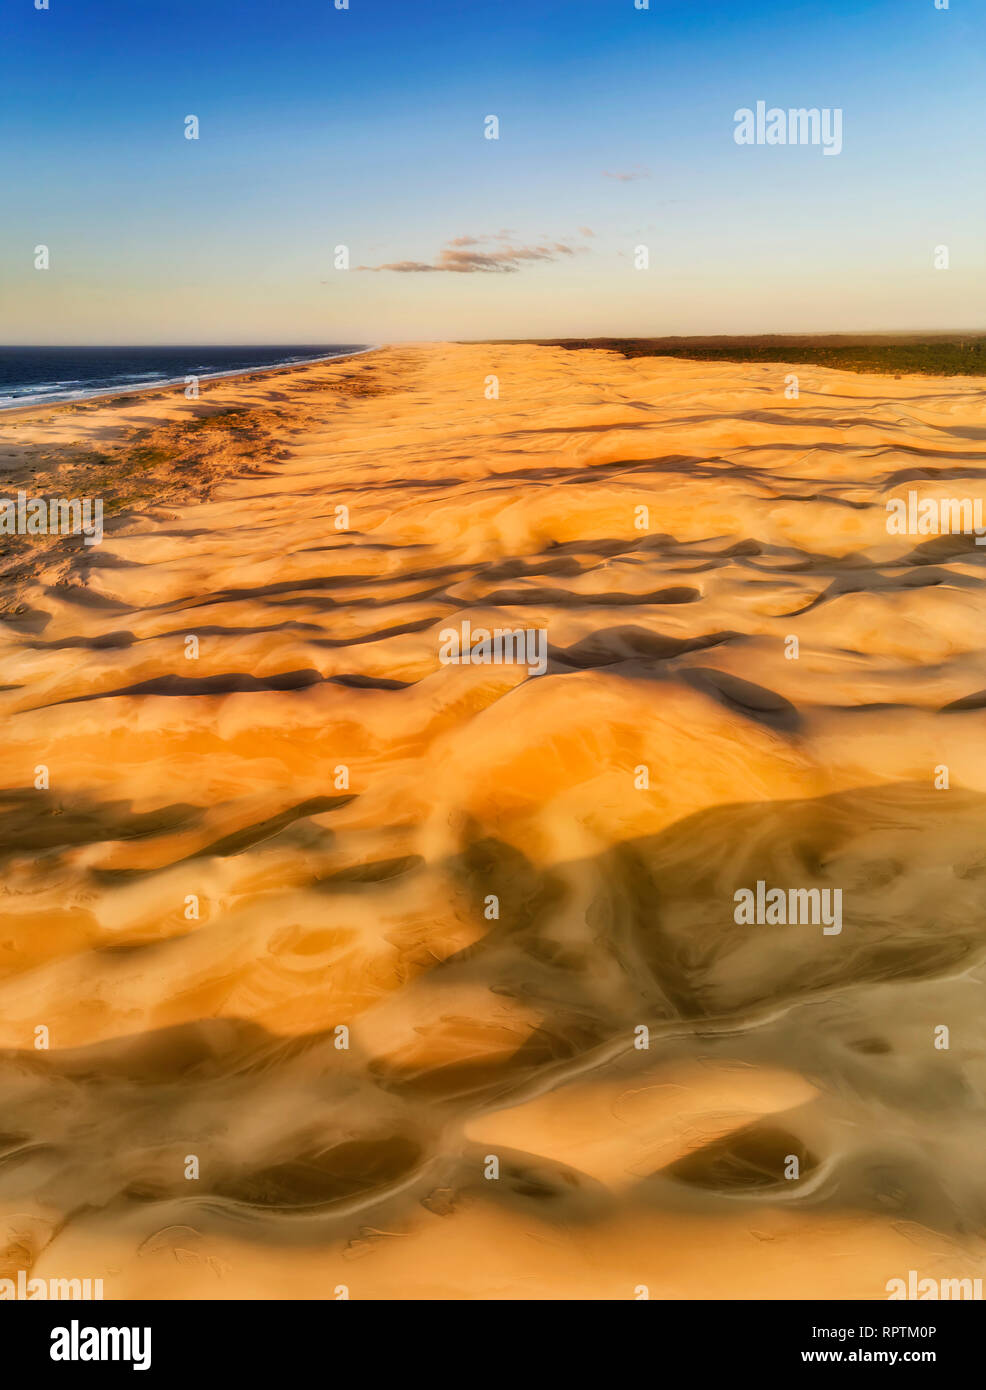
602 166 650 182
357 234 587 274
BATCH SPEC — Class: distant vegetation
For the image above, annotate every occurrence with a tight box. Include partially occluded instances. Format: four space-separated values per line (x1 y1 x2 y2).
499 335 986 378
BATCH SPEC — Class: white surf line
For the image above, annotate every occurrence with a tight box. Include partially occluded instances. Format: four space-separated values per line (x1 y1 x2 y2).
0 345 383 415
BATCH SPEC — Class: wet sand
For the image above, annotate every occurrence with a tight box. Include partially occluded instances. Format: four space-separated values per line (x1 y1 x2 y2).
1 342 986 1299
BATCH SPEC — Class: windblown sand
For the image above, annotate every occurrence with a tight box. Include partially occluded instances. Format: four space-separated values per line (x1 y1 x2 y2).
1 342 986 1299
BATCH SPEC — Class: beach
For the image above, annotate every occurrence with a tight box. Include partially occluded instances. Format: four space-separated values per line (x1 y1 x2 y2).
1 340 986 1299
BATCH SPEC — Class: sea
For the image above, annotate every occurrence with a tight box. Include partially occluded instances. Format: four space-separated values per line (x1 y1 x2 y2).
0 345 370 411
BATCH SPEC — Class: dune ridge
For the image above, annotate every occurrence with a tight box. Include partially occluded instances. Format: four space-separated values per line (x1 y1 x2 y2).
1 342 986 1299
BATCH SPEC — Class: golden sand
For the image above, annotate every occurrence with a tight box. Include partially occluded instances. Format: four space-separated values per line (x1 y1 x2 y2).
1 342 985 1298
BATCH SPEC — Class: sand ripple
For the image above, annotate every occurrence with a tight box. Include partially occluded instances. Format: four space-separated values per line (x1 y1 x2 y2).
1 344 986 1297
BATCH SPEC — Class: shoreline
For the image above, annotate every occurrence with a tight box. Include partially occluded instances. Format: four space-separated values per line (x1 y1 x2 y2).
0 344 380 419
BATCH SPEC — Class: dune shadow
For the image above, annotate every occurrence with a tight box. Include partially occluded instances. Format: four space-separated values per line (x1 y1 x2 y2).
3 782 986 1239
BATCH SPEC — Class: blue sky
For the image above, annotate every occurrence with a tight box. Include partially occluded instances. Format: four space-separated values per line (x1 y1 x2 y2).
1 0 983 342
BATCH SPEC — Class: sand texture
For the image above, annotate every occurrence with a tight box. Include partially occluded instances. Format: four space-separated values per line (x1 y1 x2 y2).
1 342 986 1299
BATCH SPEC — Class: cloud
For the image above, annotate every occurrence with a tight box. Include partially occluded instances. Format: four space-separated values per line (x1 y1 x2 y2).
579 226 595 237
357 234 587 274
361 261 438 273
602 167 650 182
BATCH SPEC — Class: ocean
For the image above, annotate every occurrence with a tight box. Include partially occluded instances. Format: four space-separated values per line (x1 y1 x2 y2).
0 345 369 410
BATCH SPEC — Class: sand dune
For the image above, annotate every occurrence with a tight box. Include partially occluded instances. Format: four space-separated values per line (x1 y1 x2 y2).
1 342 986 1298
